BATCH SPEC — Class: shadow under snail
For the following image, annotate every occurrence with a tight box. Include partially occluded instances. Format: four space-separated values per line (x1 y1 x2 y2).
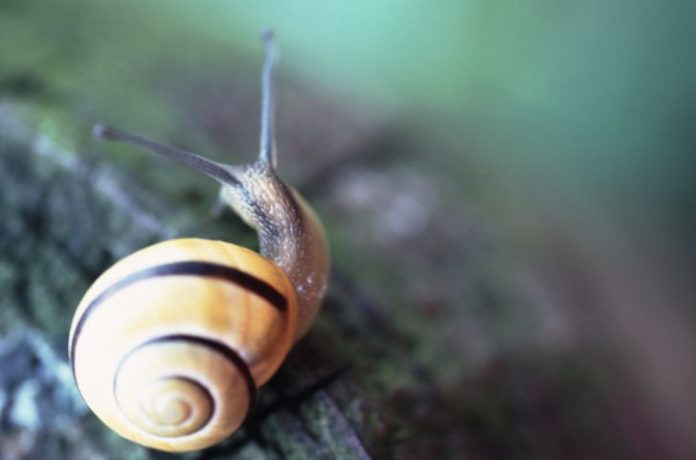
68 31 330 452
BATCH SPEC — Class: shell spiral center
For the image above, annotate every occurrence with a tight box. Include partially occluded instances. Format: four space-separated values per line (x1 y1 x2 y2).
132 377 213 436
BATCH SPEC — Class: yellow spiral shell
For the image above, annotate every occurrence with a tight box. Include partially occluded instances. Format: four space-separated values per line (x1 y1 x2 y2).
68 238 298 452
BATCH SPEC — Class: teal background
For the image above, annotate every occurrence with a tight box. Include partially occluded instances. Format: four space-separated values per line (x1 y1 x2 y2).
1 1 692 256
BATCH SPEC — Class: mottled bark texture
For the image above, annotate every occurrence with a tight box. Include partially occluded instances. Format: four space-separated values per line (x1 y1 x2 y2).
0 100 619 460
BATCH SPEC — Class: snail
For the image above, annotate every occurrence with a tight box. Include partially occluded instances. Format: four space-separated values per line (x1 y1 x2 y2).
68 31 329 452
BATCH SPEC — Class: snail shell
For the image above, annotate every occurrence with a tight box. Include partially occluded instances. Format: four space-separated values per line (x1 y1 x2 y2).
68 238 297 451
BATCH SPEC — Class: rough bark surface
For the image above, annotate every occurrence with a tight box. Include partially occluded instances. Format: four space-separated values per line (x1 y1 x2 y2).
0 96 617 459
0 107 372 459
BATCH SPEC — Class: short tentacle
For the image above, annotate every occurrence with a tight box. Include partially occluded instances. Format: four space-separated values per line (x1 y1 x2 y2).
93 124 241 186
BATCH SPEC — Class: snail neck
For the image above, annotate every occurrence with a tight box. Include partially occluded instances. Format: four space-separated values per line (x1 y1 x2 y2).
220 163 329 339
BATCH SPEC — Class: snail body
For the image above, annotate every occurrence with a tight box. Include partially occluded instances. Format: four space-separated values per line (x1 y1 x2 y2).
68 32 329 452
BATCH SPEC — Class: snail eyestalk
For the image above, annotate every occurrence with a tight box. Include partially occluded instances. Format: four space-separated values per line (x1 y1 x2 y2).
92 124 240 186
259 29 278 168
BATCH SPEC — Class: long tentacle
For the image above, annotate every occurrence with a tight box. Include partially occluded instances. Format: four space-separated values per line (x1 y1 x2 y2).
259 29 278 168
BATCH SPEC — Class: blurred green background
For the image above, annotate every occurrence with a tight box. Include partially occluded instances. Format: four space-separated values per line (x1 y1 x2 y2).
2 1 692 254
0 1 693 459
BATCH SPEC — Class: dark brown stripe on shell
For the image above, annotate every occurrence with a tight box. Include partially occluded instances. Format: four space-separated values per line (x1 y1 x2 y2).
70 261 287 373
